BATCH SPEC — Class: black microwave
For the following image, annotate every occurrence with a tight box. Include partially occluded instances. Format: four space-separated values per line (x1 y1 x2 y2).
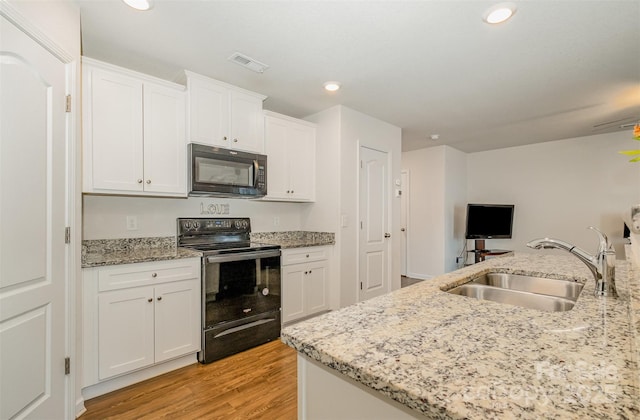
188 143 267 198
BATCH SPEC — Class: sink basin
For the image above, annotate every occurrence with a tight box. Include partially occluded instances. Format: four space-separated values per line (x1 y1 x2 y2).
446 273 583 312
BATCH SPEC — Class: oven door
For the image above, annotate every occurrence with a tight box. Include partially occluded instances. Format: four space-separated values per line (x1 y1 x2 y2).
203 249 281 329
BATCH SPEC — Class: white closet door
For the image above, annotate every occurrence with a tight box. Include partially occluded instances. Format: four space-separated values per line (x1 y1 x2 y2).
0 15 68 419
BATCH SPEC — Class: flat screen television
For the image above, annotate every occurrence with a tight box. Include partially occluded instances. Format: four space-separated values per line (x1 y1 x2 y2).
465 204 514 239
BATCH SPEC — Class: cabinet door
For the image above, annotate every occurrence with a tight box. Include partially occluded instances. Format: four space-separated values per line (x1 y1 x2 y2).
230 90 264 153
306 261 329 315
264 116 290 199
282 265 306 323
98 286 154 380
154 279 201 363
288 124 316 201
188 77 230 147
143 83 186 195
87 68 144 192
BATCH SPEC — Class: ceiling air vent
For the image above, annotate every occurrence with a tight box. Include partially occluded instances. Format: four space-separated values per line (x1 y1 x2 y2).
228 52 269 73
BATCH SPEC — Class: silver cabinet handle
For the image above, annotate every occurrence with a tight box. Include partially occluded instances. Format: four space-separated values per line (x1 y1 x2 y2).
146 180 151 184
401 228 406 232
233 138 238 143
151 272 157 278
223 136 228 141
384 233 391 238
157 296 162 301
137 179 143 184
147 298 153 303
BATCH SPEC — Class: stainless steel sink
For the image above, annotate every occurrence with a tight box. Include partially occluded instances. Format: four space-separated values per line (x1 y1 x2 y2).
446 273 583 312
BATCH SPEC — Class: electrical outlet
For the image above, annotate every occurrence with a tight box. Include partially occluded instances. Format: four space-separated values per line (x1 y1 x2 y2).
126 215 138 231
273 216 280 227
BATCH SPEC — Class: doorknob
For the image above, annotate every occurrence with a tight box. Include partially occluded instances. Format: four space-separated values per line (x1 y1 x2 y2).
384 233 391 238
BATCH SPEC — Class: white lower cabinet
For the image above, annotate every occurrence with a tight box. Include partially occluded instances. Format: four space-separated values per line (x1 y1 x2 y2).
282 247 330 323
83 258 201 388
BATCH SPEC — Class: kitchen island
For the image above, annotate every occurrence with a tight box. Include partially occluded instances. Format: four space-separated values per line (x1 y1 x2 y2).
281 253 640 418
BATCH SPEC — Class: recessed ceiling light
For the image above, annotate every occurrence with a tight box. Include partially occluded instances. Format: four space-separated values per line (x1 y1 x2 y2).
324 81 341 92
483 3 516 24
122 0 153 11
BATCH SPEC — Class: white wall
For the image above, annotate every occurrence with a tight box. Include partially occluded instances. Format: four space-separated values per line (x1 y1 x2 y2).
339 107 402 306
304 106 402 308
401 145 466 278
468 131 640 256
303 106 342 309
402 146 446 278
83 195 306 239
444 146 468 272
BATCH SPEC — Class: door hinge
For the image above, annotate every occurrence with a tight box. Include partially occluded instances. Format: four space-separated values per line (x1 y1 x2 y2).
65 95 71 113
64 357 70 375
65 227 71 244
360 282 363 290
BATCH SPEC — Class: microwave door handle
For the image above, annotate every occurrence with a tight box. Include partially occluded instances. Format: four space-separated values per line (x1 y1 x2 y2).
253 159 260 188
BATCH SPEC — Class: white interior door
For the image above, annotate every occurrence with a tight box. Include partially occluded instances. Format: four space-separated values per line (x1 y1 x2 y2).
359 146 390 301
400 170 409 277
0 15 68 419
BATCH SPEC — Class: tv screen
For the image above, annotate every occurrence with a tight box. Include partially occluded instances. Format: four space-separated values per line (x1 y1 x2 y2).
465 204 514 239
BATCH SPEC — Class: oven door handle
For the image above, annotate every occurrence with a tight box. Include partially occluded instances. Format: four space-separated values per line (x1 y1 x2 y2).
206 249 280 264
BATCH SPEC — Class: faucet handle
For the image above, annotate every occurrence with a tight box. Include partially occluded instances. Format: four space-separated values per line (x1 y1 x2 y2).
588 226 610 253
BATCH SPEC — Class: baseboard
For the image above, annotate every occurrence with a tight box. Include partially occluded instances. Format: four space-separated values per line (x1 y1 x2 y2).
283 310 331 327
406 272 432 281
81 353 197 401
75 397 86 418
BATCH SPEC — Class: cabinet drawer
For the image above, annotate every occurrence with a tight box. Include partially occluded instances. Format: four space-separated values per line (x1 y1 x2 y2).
98 258 200 292
282 246 329 266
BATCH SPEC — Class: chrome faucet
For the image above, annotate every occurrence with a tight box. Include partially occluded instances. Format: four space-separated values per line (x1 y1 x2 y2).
526 227 617 298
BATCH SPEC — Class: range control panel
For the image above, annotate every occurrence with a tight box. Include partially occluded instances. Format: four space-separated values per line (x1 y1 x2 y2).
178 217 251 235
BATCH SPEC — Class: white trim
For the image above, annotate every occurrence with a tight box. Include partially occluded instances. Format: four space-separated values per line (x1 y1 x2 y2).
263 110 317 127
184 69 266 100
0 1 73 63
82 56 186 91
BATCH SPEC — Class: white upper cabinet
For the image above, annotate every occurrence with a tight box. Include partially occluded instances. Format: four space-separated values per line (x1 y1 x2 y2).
82 58 187 197
263 111 316 202
186 71 266 154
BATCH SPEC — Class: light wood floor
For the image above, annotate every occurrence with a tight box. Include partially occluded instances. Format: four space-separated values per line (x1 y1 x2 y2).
81 340 297 419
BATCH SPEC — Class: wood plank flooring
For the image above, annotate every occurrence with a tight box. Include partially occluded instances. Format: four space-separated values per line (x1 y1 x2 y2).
81 340 297 419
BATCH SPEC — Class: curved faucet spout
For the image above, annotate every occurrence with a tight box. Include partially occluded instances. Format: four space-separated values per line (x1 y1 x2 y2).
526 227 617 298
526 238 598 279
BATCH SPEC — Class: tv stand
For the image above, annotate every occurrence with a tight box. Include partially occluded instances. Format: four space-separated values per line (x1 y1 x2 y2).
468 240 511 263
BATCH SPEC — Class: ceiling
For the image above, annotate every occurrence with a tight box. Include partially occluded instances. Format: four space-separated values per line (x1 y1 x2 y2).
75 0 640 153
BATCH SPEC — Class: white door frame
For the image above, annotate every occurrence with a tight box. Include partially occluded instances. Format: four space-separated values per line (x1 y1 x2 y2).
357 144 393 302
0 3 78 418
400 170 409 277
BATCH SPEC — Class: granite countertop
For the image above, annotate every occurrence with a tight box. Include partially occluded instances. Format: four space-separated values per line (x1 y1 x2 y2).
281 253 640 418
82 237 202 268
251 231 335 249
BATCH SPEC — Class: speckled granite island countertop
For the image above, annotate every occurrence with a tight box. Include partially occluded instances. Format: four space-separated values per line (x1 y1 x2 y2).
251 231 335 249
282 253 640 418
82 237 202 268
